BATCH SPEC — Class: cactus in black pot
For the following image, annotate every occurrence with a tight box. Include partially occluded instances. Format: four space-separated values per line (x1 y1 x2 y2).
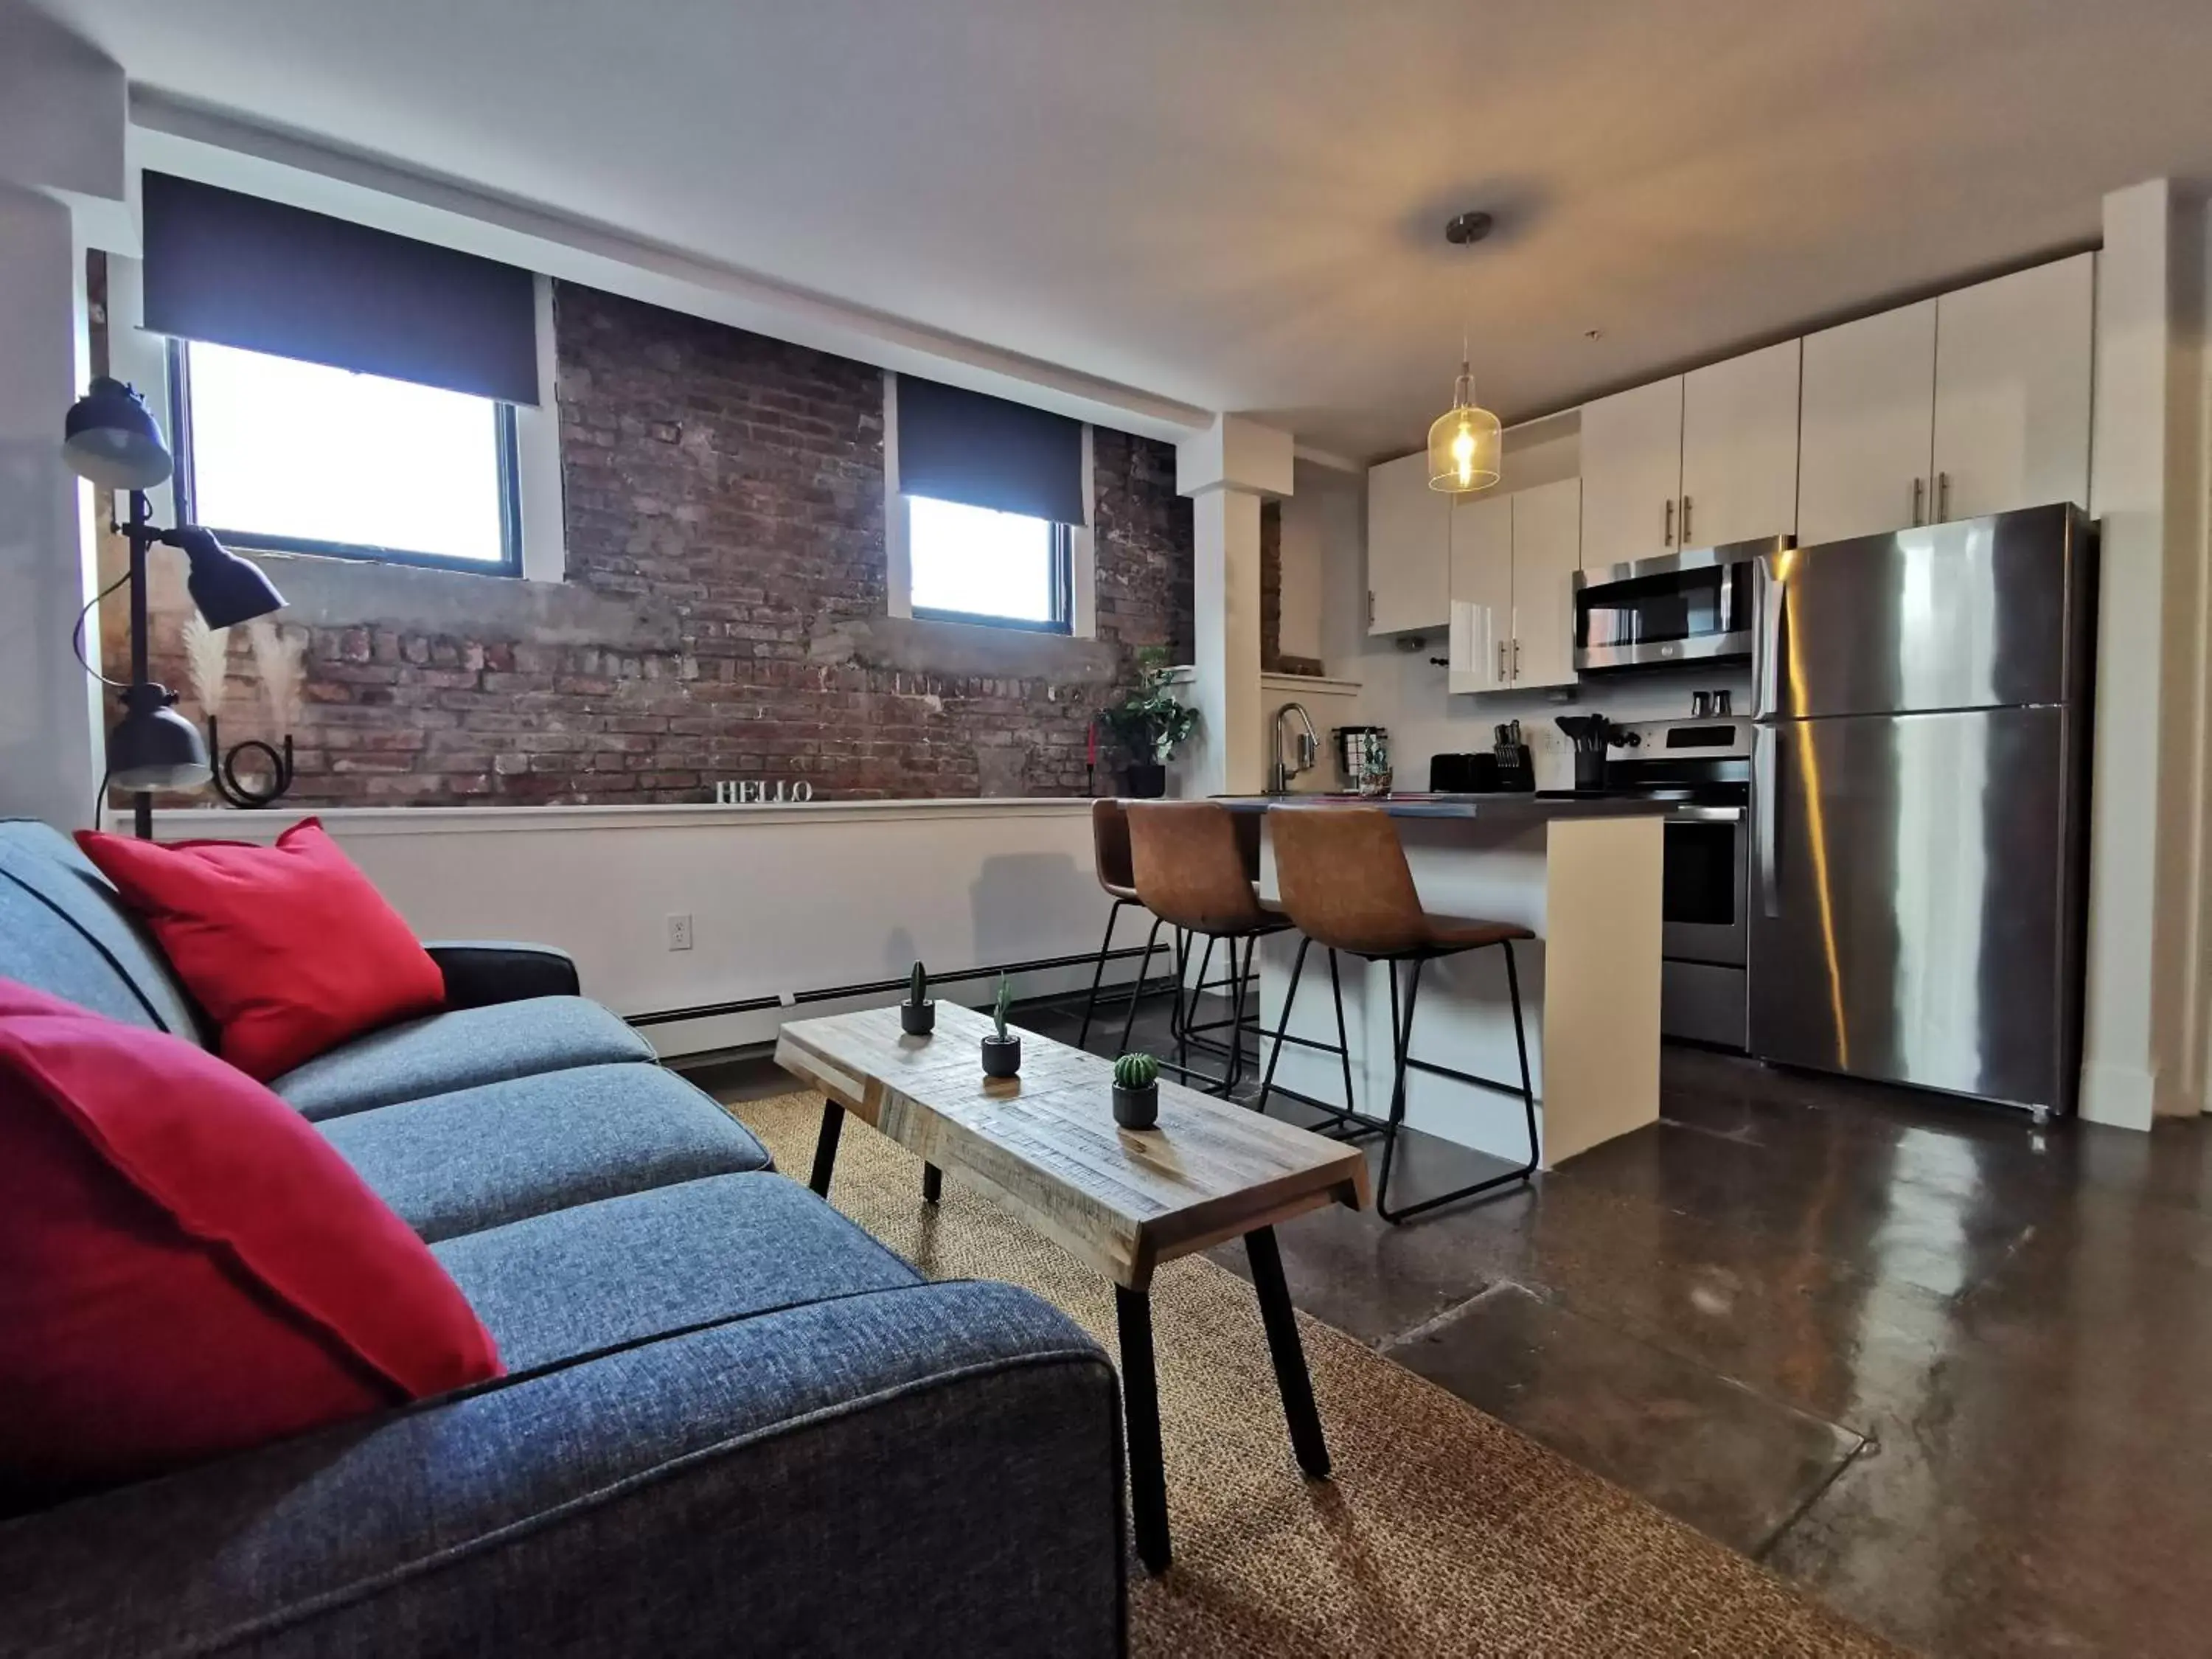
980 973 1020 1077
900 960 935 1036
1112 1051 1160 1129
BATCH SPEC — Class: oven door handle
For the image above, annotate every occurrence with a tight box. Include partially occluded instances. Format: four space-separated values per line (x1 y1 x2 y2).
1753 725 1781 919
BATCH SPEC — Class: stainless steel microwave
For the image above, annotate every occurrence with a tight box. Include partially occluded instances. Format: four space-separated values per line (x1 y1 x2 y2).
1571 536 1791 672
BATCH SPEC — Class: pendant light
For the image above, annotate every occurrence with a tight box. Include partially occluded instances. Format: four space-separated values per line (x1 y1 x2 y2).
1427 211 1501 494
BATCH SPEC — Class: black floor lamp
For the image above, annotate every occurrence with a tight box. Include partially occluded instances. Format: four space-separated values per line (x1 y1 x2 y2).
60 376 287 838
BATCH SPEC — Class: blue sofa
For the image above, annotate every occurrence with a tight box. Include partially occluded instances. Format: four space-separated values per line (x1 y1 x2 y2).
0 821 1124 1657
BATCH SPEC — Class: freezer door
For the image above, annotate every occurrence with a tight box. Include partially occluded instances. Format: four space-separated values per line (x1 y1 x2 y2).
1753 504 2084 720
1748 706 2069 1110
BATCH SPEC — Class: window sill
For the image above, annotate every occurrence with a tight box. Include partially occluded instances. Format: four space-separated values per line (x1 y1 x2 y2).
809 613 1119 684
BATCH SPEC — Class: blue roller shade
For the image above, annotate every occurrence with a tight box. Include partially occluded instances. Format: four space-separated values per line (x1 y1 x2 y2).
897 374 1085 525
141 172 540 406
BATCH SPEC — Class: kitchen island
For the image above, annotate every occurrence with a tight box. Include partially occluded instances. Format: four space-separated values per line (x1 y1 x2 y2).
1218 794 1666 1169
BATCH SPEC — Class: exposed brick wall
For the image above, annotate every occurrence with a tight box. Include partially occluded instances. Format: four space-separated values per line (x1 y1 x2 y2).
110 279 1194 806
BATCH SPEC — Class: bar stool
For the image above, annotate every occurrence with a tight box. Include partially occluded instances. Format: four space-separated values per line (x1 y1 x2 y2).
1121 801 1290 1092
1256 805 1538 1222
1074 799 1165 1051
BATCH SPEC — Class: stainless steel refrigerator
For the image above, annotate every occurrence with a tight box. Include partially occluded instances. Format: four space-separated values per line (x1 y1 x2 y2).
1748 503 2096 1119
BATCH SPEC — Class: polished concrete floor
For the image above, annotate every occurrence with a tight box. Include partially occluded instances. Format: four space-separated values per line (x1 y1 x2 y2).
698 983 2212 1658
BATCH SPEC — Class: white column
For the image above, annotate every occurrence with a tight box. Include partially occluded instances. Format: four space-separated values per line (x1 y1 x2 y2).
2080 178 2211 1126
1177 416 1293 797
0 7 127 830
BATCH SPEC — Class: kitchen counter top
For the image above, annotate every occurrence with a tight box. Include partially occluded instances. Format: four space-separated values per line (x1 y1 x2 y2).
1214 792 1670 821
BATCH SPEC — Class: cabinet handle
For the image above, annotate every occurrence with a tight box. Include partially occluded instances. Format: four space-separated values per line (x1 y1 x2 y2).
1513 639 1522 679
1498 639 1507 682
1910 476 1925 527
1936 471 1950 523
1663 498 1674 547
1367 589 1376 627
1680 494 1693 546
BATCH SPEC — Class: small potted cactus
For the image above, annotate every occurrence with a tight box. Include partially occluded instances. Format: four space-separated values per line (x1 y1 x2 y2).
1113 1051 1161 1129
900 959 935 1036
980 973 1021 1078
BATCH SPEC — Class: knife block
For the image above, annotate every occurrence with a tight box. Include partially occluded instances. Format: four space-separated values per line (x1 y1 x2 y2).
1494 745 1534 792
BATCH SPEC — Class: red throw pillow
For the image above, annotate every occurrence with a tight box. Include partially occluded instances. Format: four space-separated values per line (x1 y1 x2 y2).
75 817 445 1079
0 979 501 1507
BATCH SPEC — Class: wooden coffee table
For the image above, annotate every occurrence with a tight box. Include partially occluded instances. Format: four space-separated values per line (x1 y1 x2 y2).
773 999 1370 1572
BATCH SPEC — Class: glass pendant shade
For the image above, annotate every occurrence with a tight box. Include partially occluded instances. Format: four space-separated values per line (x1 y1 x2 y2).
1427 369 1501 494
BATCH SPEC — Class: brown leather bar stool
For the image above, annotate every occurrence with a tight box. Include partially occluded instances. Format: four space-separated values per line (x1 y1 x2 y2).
1121 801 1290 1092
1074 799 1171 1051
1257 805 1538 1222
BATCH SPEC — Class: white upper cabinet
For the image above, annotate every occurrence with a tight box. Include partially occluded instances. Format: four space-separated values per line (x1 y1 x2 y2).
1679 339 1801 549
1798 299 1938 546
1447 494 1513 694
1931 252 2094 523
1365 450 1451 634
1578 376 1684 571
1508 478 1584 690
1444 478 1580 695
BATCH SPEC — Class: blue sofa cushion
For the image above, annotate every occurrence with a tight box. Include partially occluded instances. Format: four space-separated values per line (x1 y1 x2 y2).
0 1284 1121 1659
0 821 206 1043
434 1173 922 1373
319 1064 772 1245
273 995 655 1121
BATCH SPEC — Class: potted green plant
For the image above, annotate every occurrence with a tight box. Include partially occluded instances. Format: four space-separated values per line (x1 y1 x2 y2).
900 959 935 1036
1099 645 1200 799
980 973 1021 1078
1112 1051 1161 1129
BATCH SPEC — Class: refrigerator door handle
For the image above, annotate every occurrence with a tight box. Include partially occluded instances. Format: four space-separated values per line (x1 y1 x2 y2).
1754 724 1781 919
1754 557 1787 717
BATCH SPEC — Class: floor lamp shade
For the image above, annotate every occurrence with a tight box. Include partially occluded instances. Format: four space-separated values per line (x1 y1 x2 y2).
62 378 173 491
171 529 285 629
109 686 212 792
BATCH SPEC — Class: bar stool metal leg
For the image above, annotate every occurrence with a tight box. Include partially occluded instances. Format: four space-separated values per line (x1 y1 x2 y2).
1116 916 1166 1057
1076 897 1130 1051
1327 947 1357 1120
1375 942 1541 1225
1256 933 1312 1114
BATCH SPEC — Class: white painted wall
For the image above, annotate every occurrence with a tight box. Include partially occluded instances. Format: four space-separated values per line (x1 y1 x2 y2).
2079 179 2211 1127
0 12 126 834
1276 458 1369 678
132 800 1138 1057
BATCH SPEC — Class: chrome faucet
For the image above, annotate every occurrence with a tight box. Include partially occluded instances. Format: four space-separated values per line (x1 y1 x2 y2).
1270 701 1320 795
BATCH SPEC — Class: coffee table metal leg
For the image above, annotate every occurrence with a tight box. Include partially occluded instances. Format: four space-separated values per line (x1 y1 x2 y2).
1114 1284 1171 1573
1245 1225 1329 1478
808 1099 844 1197
922 1162 942 1203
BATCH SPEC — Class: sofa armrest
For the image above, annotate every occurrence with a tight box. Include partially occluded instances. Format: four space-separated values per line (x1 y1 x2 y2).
423 941 581 1009
0 1282 1124 1659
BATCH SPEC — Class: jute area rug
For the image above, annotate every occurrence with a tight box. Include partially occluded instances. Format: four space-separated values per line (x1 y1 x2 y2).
728 1090 1902 1659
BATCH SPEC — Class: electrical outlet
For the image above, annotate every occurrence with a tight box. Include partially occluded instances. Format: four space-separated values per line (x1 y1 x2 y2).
667 913 694 952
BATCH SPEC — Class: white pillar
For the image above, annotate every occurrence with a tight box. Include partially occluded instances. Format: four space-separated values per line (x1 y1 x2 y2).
1177 416 1293 797
2079 178 2210 1126
0 6 127 830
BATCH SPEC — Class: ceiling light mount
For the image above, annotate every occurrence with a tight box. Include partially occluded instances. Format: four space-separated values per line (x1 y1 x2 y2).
1444 210 1494 248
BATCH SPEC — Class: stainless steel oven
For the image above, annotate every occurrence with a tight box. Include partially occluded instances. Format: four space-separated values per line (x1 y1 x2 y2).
1573 537 1789 674
1539 717 1753 1047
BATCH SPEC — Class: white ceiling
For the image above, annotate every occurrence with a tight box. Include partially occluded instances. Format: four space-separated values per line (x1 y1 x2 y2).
37 0 2212 459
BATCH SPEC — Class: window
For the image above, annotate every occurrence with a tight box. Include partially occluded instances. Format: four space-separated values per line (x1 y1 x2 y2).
169 338 521 574
906 494 1073 632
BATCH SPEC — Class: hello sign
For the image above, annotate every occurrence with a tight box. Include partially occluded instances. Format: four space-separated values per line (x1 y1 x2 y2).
714 780 816 805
